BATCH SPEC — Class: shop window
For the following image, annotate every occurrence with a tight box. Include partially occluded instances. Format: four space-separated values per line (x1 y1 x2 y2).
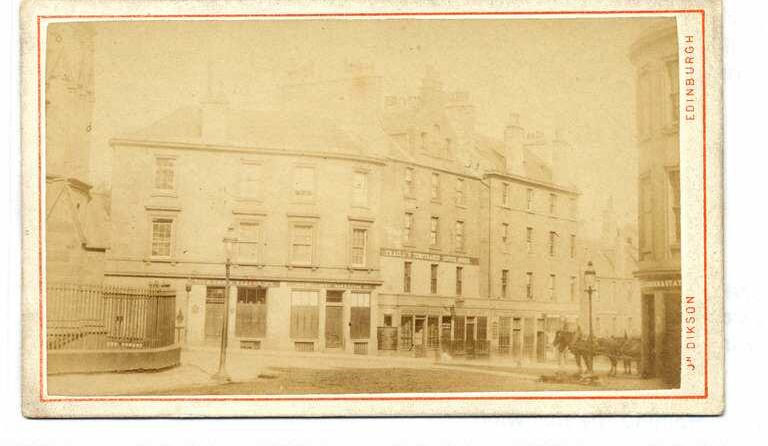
235 287 267 338
477 317 488 341
427 316 439 348
290 290 319 338
349 292 371 339
454 316 465 341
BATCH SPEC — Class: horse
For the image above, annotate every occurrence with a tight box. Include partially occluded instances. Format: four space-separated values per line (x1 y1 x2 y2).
553 330 594 374
596 337 625 376
618 336 641 375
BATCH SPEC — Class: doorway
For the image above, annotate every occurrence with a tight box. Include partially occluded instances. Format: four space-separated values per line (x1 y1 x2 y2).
325 291 344 349
536 330 547 362
642 294 656 377
414 317 426 346
204 287 225 341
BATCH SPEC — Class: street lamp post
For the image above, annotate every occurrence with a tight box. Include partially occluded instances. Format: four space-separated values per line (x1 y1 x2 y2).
213 226 237 383
184 277 192 347
584 260 597 374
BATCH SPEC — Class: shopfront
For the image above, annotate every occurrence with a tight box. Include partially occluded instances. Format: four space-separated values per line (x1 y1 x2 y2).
639 276 682 387
187 278 379 354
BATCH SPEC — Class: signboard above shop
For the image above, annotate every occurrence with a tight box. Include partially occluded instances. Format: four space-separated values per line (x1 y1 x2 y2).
380 248 479 265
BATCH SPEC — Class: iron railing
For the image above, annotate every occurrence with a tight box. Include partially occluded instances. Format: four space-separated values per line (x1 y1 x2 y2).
46 282 177 351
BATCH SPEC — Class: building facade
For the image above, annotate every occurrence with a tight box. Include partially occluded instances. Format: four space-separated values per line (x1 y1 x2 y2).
630 25 682 386
106 66 581 362
579 201 642 340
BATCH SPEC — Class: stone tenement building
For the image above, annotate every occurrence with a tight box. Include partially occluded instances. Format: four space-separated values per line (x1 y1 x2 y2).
630 25 682 385
106 66 580 362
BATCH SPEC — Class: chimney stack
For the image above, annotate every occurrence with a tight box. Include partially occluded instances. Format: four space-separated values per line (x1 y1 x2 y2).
551 128 574 186
445 90 476 137
504 113 525 176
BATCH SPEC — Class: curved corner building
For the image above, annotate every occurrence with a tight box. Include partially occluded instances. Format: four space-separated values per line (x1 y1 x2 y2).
630 24 682 387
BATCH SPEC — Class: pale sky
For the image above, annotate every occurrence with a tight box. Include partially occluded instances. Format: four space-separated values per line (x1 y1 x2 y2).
81 17 674 238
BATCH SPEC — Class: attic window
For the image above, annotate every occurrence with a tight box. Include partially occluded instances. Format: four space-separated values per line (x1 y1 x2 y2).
154 157 175 191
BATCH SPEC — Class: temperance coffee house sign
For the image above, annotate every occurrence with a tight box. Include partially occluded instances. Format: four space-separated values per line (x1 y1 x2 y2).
380 248 479 265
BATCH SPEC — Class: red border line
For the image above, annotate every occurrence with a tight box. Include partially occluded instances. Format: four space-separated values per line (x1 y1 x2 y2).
701 8 709 399
36 9 709 404
37 10 704 19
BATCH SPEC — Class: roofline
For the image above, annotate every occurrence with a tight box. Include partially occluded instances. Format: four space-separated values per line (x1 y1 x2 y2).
110 138 388 166
483 170 580 195
385 156 483 180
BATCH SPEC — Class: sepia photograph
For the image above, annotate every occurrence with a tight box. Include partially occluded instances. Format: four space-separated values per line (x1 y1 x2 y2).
19 0 723 418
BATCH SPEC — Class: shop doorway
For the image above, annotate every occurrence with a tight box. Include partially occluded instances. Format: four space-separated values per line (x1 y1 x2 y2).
642 295 656 377
204 287 225 341
536 330 547 362
325 291 344 349
663 293 682 387
414 317 426 346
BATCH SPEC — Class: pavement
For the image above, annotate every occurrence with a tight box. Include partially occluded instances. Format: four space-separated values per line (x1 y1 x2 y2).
46 345 654 396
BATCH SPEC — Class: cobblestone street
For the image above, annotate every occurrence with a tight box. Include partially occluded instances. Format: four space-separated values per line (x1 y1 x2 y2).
47 347 667 396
